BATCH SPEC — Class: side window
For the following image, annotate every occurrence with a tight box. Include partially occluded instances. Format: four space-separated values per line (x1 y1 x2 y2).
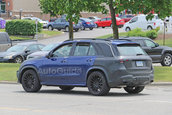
130 17 138 23
95 43 113 57
133 39 146 47
107 18 111 21
144 40 156 47
52 44 73 57
100 18 106 21
74 43 90 56
61 19 66 22
38 45 45 50
26 45 39 51
88 45 97 56
55 19 61 23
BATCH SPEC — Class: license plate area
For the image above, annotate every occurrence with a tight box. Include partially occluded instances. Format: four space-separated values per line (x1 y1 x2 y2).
136 61 144 67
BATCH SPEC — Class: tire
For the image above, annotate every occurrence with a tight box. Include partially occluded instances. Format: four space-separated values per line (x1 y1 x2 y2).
48 25 53 31
65 26 69 32
89 27 93 30
102 27 105 28
59 86 74 91
21 70 42 92
14 56 23 63
81 26 85 30
58 29 61 31
161 53 172 66
124 86 145 94
147 26 153 30
125 27 131 32
87 71 110 96
75 29 79 32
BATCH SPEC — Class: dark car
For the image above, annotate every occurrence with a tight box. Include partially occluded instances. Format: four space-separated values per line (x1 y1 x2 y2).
118 15 134 22
0 32 12 52
0 43 45 63
27 43 60 60
17 39 153 96
120 37 172 66
80 18 95 30
47 18 81 32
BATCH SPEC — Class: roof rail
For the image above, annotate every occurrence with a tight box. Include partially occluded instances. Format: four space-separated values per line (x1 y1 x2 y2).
64 38 111 41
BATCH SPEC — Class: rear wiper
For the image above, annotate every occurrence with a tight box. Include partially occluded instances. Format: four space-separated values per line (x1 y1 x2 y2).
136 54 143 56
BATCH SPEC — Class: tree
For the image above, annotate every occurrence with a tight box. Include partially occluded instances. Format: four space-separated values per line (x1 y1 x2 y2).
105 0 172 39
39 0 106 40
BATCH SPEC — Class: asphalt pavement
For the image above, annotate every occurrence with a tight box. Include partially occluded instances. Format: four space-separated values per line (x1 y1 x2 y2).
0 83 172 115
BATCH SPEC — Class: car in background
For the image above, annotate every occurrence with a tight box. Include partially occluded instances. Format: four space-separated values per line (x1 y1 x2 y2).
47 18 81 32
0 32 12 52
27 43 60 60
0 18 6 29
118 14 134 22
94 17 125 28
123 14 164 32
80 18 95 30
88 16 101 22
0 43 45 63
22 17 48 28
17 39 153 96
120 37 172 66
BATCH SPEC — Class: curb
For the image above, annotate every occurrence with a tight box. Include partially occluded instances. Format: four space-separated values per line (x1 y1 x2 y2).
0 81 18 85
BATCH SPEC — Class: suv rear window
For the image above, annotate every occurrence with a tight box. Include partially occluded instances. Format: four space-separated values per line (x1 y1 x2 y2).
117 45 146 56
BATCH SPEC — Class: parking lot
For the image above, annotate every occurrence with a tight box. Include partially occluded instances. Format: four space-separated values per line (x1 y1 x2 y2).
0 83 172 115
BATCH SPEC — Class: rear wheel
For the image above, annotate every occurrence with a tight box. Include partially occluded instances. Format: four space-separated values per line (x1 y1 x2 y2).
124 86 144 94
102 27 105 28
81 26 85 30
89 27 93 30
14 56 23 63
87 71 110 96
75 29 79 32
125 27 131 32
21 70 42 92
161 53 172 66
57 29 61 31
48 25 53 31
147 26 153 30
65 26 69 32
59 86 74 91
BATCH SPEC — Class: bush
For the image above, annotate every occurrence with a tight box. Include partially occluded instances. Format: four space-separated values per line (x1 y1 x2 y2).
125 28 158 39
154 26 160 32
5 20 42 36
146 30 158 39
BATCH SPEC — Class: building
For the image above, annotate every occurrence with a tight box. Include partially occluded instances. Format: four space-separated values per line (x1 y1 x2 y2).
0 0 107 20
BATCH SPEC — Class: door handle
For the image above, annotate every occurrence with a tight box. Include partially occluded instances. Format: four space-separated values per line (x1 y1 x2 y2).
61 59 67 63
87 59 92 62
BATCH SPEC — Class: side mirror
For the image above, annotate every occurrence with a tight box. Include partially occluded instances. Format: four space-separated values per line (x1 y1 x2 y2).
155 43 159 47
46 52 53 59
25 50 30 53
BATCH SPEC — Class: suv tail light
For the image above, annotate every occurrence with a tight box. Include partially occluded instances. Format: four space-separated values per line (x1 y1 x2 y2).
86 22 91 24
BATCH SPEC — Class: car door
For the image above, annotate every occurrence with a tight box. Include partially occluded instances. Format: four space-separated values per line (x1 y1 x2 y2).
128 16 139 29
38 43 74 85
106 18 112 27
60 19 67 29
142 39 162 62
66 42 97 85
99 18 107 27
53 19 61 29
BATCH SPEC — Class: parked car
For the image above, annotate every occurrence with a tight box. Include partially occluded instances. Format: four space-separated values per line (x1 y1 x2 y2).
118 14 134 22
47 18 81 32
0 43 45 63
27 43 60 60
22 17 48 28
123 14 164 32
80 18 95 30
0 18 6 29
88 16 101 22
120 37 172 66
17 39 153 96
0 32 12 52
94 17 125 28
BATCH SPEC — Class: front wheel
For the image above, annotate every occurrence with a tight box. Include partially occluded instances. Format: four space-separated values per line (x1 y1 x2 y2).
48 26 53 31
87 71 110 96
124 86 145 94
89 27 93 30
59 86 74 91
21 70 42 92
14 56 23 63
161 53 172 66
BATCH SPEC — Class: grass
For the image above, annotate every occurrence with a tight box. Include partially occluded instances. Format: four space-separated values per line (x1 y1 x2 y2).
0 29 62 40
0 63 172 82
155 38 172 47
0 63 20 81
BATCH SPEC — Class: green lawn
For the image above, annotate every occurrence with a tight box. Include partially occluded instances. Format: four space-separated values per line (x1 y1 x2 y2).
155 38 172 47
0 29 62 40
0 63 172 82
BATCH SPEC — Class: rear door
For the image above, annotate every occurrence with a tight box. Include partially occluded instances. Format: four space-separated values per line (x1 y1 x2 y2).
99 18 107 27
66 42 97 85
53 19 61 29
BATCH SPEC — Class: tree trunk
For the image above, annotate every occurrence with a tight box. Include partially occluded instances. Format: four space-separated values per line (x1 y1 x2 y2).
109 0 119 39
69 18 73 40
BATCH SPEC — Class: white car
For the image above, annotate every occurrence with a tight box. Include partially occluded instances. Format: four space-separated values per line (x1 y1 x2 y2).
22 17 48 28
123 14 164 32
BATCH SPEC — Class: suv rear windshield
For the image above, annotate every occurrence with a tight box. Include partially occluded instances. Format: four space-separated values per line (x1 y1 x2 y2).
117 45 146 56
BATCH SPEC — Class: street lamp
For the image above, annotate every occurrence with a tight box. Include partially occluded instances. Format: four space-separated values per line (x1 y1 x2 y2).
19 9 22 19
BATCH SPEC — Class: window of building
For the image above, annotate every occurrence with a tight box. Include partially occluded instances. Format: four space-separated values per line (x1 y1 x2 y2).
0 1 6 13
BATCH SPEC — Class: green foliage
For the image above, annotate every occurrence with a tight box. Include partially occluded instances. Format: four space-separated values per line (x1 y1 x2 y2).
146 30 158 39
127 28 146 37
155 27 160 32
5 20 42 36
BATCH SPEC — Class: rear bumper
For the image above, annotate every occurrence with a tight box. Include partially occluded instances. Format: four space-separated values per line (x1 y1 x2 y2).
108 74 154 87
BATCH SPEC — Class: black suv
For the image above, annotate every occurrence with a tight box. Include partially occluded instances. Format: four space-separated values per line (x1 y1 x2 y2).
17 39 153 96
120 37 172 66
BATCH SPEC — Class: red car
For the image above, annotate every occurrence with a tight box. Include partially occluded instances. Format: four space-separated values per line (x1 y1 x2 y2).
94 17 125 28
118 15 134 22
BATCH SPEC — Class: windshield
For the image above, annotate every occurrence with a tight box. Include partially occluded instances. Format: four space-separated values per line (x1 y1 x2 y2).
42 44 58 51
117 45 147 56
7 45 27 52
